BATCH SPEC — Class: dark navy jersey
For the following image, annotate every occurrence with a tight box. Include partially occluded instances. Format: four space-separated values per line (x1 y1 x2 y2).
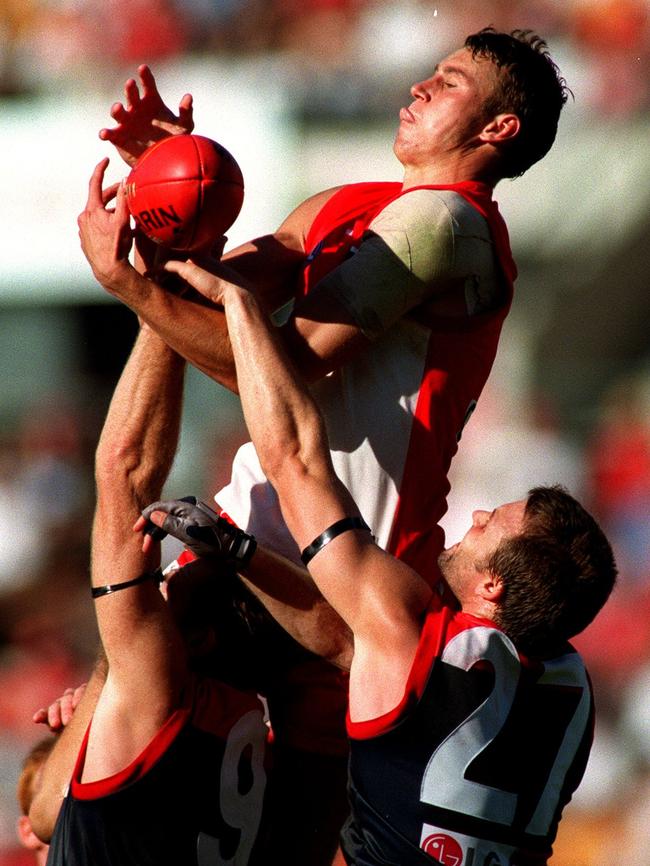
47 675 268 866
343 597 593 866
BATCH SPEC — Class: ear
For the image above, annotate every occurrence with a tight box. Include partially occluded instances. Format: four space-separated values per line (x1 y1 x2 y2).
477 571 505 604
480 113 520 144
17 815 46 851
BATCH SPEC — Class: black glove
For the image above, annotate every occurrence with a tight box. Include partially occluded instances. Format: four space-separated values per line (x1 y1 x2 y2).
141 496 257 568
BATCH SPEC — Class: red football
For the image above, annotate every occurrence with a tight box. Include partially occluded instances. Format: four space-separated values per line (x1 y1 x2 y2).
125 134 244 251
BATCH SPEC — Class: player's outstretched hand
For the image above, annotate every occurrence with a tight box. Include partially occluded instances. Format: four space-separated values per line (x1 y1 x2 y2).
33 684 87 732
78 158 134 293
136 496 257 568
99 64 194 167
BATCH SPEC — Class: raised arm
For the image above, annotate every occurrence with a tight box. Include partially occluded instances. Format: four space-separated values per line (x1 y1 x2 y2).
85 322 187 776
30 323 186 833
163 260 432 716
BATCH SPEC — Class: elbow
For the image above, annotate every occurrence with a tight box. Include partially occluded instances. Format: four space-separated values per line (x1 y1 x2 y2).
258 418 329 495
259 446 302 492
260 447 322 514
94 437 137 493
94 436 165 507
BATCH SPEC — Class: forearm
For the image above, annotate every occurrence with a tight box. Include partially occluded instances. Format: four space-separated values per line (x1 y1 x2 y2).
224 286 433 635
92 325 186 673
122 226 306 392
104 265 240 393
94 324 185 509
29 656 107 842
224 286 338 506
239 545 352 669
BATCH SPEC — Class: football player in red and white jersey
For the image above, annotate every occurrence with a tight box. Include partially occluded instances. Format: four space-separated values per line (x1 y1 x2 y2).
142 254 617 866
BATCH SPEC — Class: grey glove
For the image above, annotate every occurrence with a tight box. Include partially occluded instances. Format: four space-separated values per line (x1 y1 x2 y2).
141 496 257 568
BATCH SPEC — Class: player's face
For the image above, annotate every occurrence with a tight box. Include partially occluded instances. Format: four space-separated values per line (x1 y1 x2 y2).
438 500 527 604
394 47 499 168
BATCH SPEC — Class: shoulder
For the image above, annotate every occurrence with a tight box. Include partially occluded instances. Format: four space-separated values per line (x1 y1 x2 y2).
363 189 461 281
278 185 346 247
371 188 490 238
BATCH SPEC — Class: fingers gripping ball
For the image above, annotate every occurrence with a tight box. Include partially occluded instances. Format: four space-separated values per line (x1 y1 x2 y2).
125 134 244 251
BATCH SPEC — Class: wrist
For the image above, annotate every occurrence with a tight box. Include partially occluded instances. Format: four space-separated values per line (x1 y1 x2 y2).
98 260 140 297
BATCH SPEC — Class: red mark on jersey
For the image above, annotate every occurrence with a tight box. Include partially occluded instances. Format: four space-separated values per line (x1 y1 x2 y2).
422 833 464 865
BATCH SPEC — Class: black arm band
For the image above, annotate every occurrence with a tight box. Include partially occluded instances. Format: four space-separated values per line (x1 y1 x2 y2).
301 517 371 566
91 569 163 599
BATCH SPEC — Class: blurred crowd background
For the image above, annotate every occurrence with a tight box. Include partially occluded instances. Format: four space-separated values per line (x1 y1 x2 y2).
1 1 649 863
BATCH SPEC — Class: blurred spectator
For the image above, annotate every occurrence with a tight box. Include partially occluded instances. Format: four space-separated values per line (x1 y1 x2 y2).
2 0 650 116
586 373 650 587
0 437 47 596
11 2 103 92
572 0 650 115
103 0 190 65
0 0 39 94
0 400 95 866
17 398 91 535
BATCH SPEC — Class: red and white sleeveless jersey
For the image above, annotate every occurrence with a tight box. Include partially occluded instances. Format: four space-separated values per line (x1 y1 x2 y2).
216 181 516 580
343 595 594 866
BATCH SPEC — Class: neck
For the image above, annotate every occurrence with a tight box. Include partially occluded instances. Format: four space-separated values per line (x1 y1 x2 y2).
402 164 498 191
400 147 501 191
460 596 498 622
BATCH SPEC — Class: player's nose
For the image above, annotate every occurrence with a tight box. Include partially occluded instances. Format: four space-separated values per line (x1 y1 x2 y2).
472 510 489 527
410 79 430 100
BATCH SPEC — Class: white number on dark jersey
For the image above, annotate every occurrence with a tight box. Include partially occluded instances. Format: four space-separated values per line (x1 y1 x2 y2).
420 627 590 836
198 709 267 865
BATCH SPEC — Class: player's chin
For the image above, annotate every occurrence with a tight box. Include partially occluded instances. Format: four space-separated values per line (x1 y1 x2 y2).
440 542 459 559
437 543 459 573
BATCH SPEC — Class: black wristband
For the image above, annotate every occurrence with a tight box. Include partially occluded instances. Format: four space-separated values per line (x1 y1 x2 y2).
91 569 163 599
301 517 371 566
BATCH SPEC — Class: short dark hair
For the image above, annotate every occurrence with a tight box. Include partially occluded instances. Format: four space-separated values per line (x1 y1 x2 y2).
465 28 570 178
485 485 616 656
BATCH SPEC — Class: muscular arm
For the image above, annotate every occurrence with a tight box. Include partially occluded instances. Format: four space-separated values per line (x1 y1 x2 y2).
224 282 432 716
138 508 354 670
164 260 432 716
142 536 354 670
84 324 188 781
23 324 185 836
